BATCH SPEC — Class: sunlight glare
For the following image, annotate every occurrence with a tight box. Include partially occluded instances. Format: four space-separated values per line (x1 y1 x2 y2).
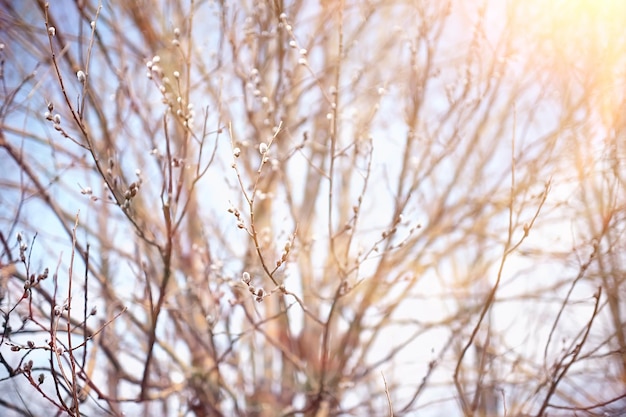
517 0 626 127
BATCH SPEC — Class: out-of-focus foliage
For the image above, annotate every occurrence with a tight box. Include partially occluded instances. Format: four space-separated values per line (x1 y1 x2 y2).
1 0 626 416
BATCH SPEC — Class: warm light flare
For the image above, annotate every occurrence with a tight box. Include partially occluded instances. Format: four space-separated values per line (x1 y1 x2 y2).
515 0 626 127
